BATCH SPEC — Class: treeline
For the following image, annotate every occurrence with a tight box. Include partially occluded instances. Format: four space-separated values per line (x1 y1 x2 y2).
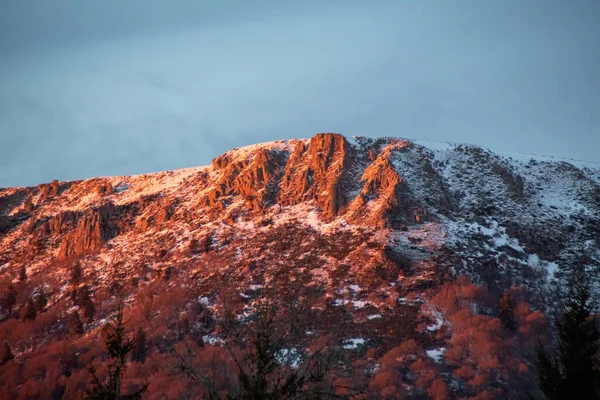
2 262 600 399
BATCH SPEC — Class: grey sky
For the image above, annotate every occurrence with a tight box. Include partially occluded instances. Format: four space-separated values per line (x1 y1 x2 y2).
1 0 599 187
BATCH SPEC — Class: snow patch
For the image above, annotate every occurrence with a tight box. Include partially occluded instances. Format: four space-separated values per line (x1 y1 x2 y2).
427 311 444 332
343 338 365 350
426 348 446 363
276 348 301 368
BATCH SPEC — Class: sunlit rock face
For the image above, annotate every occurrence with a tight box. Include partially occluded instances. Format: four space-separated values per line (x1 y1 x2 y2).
1 132 599 292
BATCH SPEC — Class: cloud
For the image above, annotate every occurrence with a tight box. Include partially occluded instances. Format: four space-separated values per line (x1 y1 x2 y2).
1 1 599 187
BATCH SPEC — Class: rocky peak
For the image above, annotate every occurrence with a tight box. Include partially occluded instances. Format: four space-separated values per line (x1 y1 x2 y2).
350 140 413 227
205 147 285 213
279 133 349 218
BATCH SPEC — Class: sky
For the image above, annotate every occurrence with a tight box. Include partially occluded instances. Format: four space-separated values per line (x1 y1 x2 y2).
1 0 599 187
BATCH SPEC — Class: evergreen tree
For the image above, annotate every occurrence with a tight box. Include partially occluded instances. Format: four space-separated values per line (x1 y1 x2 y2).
85 302 147 399
35 286 48 312
84 298 96 323
71 262 82 284
70 262 82 304
68 311 84 336
18 265 27 282
79 286 96 323
216 291 333 399
0 342 14 364
21 297 37 321
131 328 147 363
538 273 600 399
0 283 17 315
499 291 517 332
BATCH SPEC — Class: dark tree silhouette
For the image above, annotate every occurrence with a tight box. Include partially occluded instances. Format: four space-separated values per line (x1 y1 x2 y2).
84 299 96 323
70 262 82 303
216 287 336 400
131 328 147 363
35 286 48 312
79 286 96 323
86 302 147 400
0 282 17 315
71 262 82 283
68 311 84 336
20 296 37 321
18 265 27 282
499 291 517 332
538 272 600 399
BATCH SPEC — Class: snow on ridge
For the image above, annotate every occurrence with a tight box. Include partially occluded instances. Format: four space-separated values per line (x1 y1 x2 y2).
411 138 599 172
498 151 600 171
222 139 305 163
413 139 457 152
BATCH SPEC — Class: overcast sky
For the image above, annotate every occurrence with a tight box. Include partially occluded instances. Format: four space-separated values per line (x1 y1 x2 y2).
1 0 599 187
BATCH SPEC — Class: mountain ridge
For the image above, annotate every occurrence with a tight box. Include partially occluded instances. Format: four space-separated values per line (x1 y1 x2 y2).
3 135 599 192
0 133 599 398
2 133 599 281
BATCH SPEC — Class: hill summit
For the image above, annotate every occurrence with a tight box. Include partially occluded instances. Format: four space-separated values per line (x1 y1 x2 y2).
0 133 599 398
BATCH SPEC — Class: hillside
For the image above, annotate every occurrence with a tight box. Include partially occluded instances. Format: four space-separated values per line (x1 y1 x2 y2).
1 133 599 399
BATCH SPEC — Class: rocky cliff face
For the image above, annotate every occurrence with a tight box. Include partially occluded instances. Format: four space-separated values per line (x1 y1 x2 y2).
279 133 349 218
57 202 117 260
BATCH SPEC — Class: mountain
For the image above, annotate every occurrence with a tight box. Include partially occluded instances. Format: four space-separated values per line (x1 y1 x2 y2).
1 133 599 398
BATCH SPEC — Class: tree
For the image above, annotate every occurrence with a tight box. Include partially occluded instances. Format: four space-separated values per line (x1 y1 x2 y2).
79 286 96 323
71 262 82 284
131 328 147 363
499 291 517 332
216 287 336 399
537 272 600 399
21 297 37 321
86 302 147 399
68 311 84 336
19 265 27 282
0 342 14 364
84 299 96 324
187 238 198 255
35 286 48 312
0 282 17 315
70 262 82 303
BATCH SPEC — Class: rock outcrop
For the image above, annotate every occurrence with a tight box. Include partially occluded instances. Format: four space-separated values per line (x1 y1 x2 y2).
135 202 174 232
48 211 81 235
0 189 31 233
279 133 349 218
58 202 117 260
492 164 525 198
30 210 82 240
206 148 285 212
351 140 413 227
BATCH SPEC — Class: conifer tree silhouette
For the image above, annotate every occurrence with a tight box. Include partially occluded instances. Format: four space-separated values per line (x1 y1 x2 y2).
538 272 600 399
86 302 147 400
